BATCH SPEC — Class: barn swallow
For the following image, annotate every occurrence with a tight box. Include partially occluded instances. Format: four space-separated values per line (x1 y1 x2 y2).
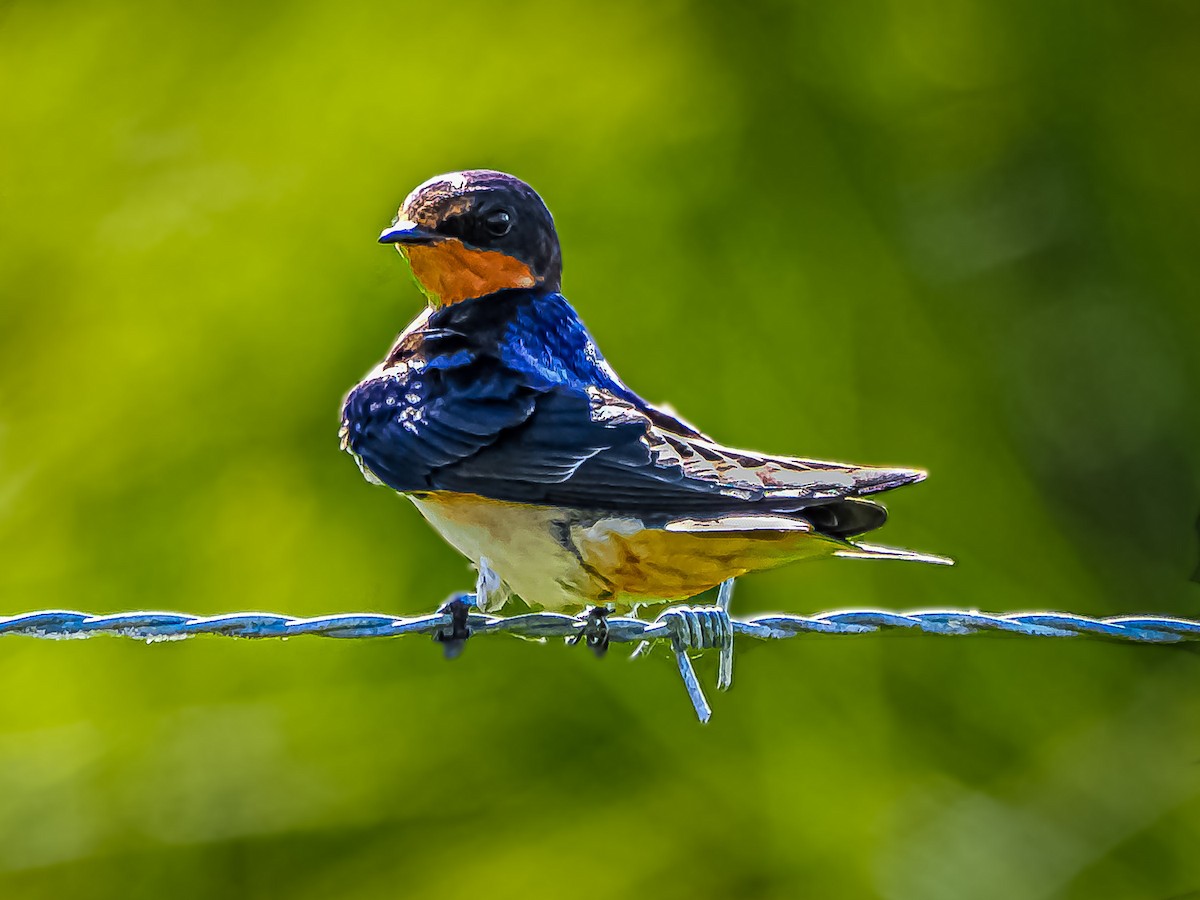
340 170 949 663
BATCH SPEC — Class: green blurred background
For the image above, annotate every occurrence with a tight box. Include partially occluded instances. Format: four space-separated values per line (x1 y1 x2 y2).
2 0 1200 897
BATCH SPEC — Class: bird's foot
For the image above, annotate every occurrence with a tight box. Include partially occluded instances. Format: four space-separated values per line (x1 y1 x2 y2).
433 593 476 660
569 606 612 658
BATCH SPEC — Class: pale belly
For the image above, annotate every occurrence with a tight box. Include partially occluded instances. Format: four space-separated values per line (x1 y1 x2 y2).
408 492 838 612
409 493 611 611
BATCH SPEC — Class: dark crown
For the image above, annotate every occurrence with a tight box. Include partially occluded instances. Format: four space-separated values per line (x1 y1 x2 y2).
402 170 562 289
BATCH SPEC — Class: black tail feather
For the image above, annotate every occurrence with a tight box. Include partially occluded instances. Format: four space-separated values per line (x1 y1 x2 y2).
791 498 887 539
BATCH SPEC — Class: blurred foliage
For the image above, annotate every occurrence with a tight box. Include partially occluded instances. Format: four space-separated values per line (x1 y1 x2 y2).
2 0 1200 897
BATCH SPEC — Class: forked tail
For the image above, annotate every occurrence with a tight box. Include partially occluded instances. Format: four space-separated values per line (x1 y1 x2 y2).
834 541 954 566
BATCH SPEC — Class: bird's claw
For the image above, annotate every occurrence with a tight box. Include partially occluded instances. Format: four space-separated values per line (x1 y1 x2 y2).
569 606 611 658
433 593 476 659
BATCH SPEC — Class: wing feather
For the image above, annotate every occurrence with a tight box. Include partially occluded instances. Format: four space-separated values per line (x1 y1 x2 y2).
342 360 920 539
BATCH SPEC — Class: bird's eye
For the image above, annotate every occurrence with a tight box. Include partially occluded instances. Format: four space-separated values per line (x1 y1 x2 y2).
483 209 513 237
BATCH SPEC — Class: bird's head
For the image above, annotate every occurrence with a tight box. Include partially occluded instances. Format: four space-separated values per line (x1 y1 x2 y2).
378 170 562 307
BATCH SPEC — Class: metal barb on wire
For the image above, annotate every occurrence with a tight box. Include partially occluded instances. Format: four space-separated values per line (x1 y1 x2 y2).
1 604 1197 722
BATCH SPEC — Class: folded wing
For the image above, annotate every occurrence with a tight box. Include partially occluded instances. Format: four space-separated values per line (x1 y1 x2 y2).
341 360 924 539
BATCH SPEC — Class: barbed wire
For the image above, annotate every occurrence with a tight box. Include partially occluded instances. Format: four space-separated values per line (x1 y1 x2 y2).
2 601 1197 722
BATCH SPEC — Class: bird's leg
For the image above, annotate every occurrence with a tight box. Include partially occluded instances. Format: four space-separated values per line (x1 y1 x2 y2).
628 602 652 660
474 556 504 612
435 558 507 659
569 606 612 658
433 593 476 660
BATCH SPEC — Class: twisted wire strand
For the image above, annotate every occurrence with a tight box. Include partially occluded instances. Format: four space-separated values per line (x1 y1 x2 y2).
1 606 1196 643
4 605 1194 722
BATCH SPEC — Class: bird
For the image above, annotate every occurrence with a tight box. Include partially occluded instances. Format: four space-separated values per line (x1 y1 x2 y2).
340 170 949 650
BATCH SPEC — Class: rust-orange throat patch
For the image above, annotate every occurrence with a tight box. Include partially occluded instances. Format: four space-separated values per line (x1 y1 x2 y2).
400 239 536 306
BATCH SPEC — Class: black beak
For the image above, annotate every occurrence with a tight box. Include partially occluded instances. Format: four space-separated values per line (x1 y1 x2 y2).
377 220 442 245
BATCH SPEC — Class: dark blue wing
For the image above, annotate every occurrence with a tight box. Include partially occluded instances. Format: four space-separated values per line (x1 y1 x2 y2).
341 361 915 541
340 359 649 497
341 291 922 535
